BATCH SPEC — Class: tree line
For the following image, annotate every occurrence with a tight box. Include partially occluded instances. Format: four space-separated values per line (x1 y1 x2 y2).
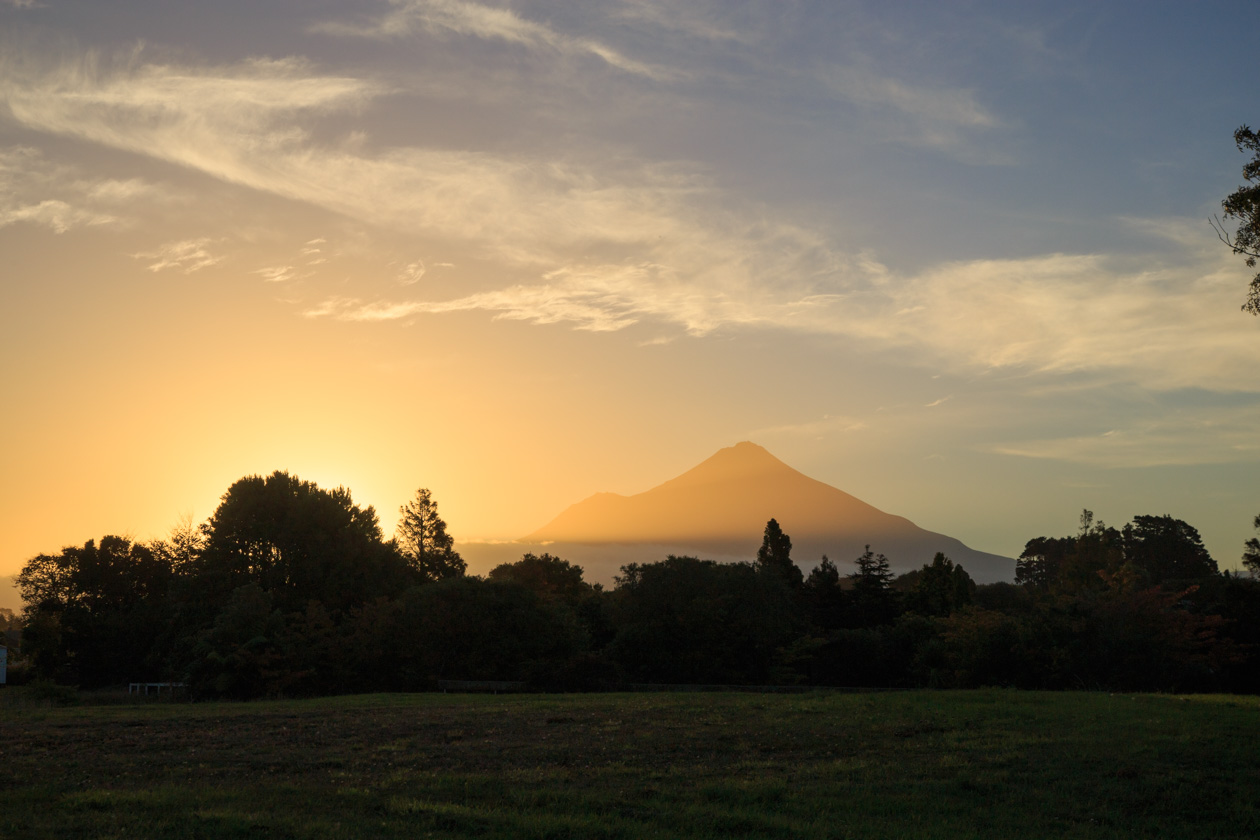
8 470 1260 697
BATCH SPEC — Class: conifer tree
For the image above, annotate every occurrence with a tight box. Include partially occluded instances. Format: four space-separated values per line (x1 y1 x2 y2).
396 488 466 582
848 545 899 626
756 518 802 587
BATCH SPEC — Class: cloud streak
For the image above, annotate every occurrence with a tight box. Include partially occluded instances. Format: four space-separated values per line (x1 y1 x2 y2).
3 49 1255 394
308 247 1257 391
0 146 133 232
612 1 753 44
819 66 1004 156
313 0 668 79
0 52 698 262
989 402 1260 468
135 238 222 273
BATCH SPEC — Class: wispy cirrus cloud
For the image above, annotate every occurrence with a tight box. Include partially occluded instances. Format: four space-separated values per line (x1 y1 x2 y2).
308 219 856 335
874 252 1255 389
255 265 297 283
0 52 381 172
0 51 695 263
989 402 1260 467
309 248 1258 392
0 198 114 232
313 0 668 79
134 238 222 273
820 66 1003 156
398 261 426 285
3 48 1255 395
612 1 753 44
0 146 137 232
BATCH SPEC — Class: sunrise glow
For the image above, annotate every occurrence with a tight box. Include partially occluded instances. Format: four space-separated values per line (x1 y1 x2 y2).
1 1 1257 596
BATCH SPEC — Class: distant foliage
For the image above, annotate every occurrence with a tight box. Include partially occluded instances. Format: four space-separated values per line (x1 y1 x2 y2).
1016 510 1217 595
609 556 799 684
488 553 593 601
14 485 1260 696
903 553 974 617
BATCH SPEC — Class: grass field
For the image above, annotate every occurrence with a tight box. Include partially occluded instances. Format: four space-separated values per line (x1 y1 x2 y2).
1 688 1256 839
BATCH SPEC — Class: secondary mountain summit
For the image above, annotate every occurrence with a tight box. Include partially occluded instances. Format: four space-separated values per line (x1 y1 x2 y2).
524 442 1013 583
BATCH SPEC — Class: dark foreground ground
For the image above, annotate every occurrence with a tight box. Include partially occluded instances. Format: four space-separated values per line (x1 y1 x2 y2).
1 688 1256 839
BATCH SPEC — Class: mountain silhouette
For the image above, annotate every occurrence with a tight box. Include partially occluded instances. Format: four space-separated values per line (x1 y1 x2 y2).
517 442 1014 583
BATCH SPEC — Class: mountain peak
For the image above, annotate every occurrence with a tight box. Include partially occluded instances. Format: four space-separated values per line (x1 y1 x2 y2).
520 442 1014 583
658 441 797 490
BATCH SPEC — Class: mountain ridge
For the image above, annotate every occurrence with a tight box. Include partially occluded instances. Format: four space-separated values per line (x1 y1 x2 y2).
518 442 1014 583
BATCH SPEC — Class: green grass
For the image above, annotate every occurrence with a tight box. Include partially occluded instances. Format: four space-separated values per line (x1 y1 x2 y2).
1 688 1257 838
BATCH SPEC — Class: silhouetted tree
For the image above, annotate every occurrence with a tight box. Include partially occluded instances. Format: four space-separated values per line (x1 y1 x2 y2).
1059 510 1125 594
609 556 799 684
1122 515 1217 584
904 553 974 617
804 555 846 630
489 552 614 651
391 577 585 684
17 536 174 686
847 546 899 627
1213 125 1260 313
1243 514 1260 578
185 584 286 699
192 471 411 614
1015 536 1075 591
150 513 206 572
396 488 466 582
488 553 592 601
756 518 803 587
1019 511 1216 595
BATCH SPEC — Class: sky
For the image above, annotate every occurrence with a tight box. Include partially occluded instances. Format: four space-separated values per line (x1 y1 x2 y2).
1 0 1257 579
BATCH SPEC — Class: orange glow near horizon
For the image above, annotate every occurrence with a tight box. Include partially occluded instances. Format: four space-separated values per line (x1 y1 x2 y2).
2 3 1258 585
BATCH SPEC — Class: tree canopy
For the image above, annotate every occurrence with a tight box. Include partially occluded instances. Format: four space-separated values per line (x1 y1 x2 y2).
609 556 799 684
1123 515 1217 584
488 553 593 601
1216 125 1260 313
17 536 174 686
193 471 412 613
903 552 974 617
1016 510 1216 593
10 477 1258 697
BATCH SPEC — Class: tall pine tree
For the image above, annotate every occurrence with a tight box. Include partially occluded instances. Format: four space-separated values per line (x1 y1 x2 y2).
396 488 466 582
756 518 803 588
